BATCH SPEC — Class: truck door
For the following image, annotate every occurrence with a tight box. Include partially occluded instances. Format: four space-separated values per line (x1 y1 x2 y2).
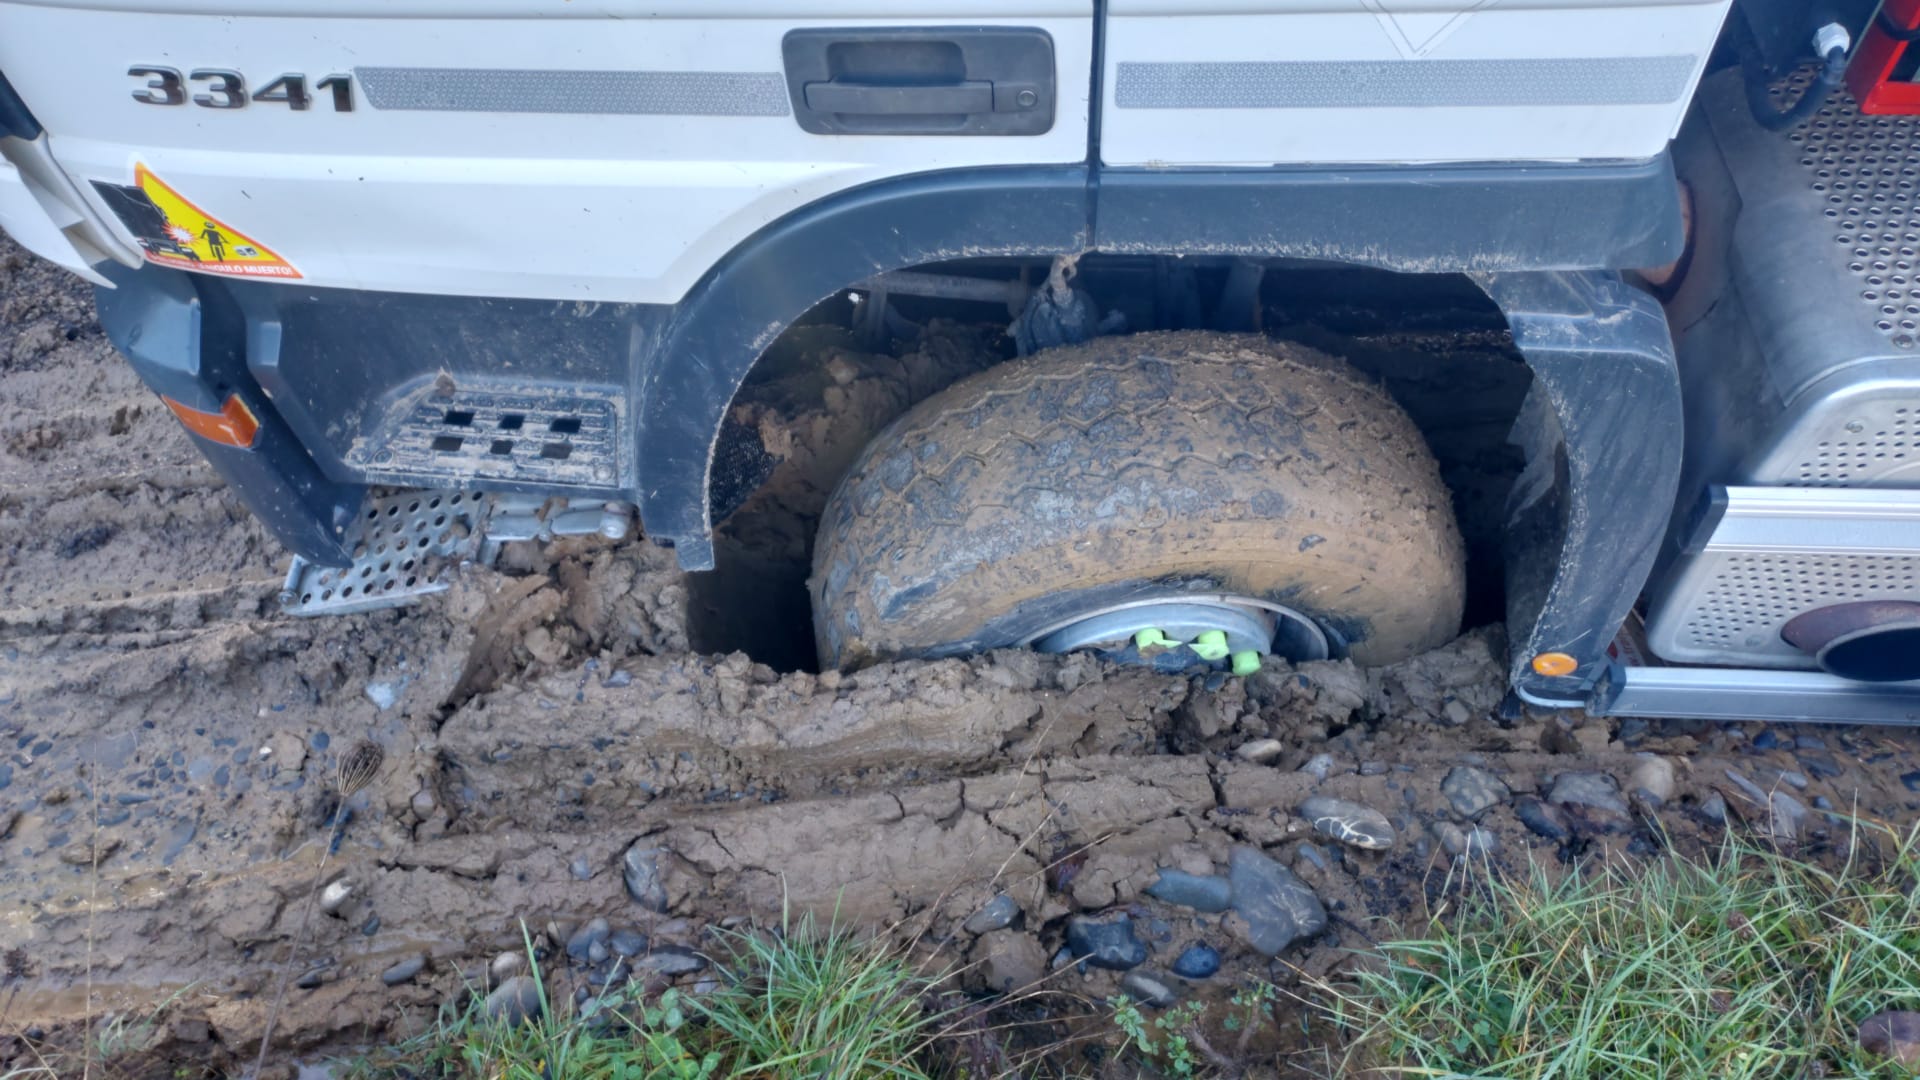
1096 0 1730 166
0 0 1094 304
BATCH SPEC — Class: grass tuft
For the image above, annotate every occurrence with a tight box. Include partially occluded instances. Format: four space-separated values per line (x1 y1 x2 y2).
1320 818 1920 1079
346 913 948 1080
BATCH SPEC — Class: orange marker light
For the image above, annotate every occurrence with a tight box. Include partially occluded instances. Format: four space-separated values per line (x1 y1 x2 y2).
1531 652 1579 677
162 393 261 449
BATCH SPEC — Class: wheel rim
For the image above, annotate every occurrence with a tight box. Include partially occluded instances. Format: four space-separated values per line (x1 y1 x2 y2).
1025 595 1330 671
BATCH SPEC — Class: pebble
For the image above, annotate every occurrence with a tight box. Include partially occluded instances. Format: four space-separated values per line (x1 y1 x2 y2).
1769 791 1810 843
587 941 609 965
566 917 611 962
319 879 354 915
295 968 327 990
410 788 436 819
361 915 380 937
1617 717 1650 747
964 894 1021 934
635 946 707 977
1359 761 1389 776
1752 728 1784 751
1904 770 1920 794
1627 756 1676 804
622 843 671 912
1294 843 1332 874
1226 846 1327 956
1799 754 1844 779
1441 766 1509 819
1547 772 1629 816
609 929 648 957
1120 971 1177 1009
490 952 526 984
977 930 1048 993
1298 753 1336 781
1442 700 1472 726
1065 915 1149 971
1236 739 1284 765
1297 796 1395 850
365 683 398 711
381 955 426 986
1172 943 1221 979
570 855 594 880
1144 870 1232 913
1699 792 1729 825
1724 769 1770 804
485 975 543 1026
1514 797 1571 841
1795 734 1826 751
1858 1009 1920 1067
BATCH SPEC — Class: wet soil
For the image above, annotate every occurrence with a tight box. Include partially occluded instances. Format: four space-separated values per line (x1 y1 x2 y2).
4 238 1920 1077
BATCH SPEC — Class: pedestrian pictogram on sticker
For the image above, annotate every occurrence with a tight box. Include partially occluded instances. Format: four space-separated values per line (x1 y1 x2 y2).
89 164 300 279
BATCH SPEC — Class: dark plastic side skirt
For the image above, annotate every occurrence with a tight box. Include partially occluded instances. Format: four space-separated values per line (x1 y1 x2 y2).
1474 271 1684 705
93 263 365 565
1098 157 1685 271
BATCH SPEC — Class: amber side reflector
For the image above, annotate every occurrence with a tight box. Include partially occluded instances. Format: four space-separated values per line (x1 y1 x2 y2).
162 393 260 449
1531 651 1579 677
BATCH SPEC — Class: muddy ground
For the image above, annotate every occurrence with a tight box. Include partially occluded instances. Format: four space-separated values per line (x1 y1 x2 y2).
4 236 1920 1078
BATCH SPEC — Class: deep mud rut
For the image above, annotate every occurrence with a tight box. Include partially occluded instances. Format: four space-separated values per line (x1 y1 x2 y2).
4 236 1920 1077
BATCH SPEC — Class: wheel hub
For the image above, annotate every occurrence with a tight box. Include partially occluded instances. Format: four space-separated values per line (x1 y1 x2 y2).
1026 596 1330 673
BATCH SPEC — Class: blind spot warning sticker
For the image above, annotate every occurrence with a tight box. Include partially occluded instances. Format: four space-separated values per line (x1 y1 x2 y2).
90 165 300 279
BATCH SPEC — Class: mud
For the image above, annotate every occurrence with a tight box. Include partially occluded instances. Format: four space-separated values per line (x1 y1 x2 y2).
4 237 1920 1077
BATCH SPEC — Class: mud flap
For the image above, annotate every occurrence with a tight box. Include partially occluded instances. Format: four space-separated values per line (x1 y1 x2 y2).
1473 271 1684 707
93 263 363 566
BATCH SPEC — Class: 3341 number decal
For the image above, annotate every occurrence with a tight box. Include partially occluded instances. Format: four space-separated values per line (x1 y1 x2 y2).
129 68 353 112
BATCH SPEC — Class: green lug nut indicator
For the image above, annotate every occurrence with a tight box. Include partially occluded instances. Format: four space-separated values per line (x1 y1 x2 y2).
1132 628 1261 677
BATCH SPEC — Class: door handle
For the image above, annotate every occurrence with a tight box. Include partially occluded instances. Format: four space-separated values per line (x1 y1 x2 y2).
804 80 993 116
783 27 1055 136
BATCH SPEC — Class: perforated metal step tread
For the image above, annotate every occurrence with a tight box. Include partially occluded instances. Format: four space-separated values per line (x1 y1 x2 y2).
1645 486 1920 667
345 382 626 489
280 490 489 616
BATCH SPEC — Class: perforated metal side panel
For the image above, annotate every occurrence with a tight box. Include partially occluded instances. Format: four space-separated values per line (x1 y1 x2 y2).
346 383 626 489
1786 83 1920 347
1645 488 1920 667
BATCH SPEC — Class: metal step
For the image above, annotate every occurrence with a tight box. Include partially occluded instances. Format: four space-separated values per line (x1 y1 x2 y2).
1600 664 1920 724
279 490 635 617
342 380 628 489
1645 486 1920 668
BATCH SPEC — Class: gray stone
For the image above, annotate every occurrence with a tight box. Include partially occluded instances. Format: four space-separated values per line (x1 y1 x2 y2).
1724 769 1769 804
1769 791 1809 843
566 917 611 962
1627 755 1675 804
1514 797 1570 841
1442 700 1472 726
1700 792 1729 825
1465 828 1500 856
1172 942 1220 979
489 951 526 984
1144 869 1231 913
622 843 671 912
485 975 544 1026
635 946 707 977
319 878 354 916
569 855 594 880
964 894 1020 934
1226 846 1327 956
1297 796 1395 850
609 929 648 957
1359 761 1389 776
1295 843 1332 873
587 941 609 965
381 955 426 986
1120 971 1178 1008
1236 739 1284 764
1431 821 1469 856
1065 915 1148 971
976 930 1048 993
1548 772 1628 816
1441 766 1509 819
1298 753 1336 781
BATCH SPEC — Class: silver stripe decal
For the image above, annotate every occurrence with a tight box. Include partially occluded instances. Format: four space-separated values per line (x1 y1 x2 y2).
355 66 791 116
1114 56 1698 109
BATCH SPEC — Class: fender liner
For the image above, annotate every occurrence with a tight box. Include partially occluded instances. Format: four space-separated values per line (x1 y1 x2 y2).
1474 271 1684 706
634 165 1092 570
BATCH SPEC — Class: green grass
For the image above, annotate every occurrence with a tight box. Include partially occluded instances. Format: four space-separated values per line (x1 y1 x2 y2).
1321 818 1920 1079
345 915 951 1080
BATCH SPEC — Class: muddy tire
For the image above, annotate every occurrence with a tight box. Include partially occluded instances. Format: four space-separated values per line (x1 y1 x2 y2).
810 331 1465 670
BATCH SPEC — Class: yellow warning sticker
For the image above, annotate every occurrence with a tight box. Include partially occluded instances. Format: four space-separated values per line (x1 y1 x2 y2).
103 165 300 279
